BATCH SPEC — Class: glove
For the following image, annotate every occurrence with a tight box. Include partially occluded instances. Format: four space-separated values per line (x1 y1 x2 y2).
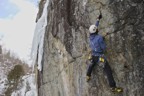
98 14 102 20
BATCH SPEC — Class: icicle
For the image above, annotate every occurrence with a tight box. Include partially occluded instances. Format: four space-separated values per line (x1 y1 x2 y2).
31 0 50 71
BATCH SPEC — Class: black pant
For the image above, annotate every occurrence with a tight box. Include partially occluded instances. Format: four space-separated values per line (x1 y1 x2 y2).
86 56 116 88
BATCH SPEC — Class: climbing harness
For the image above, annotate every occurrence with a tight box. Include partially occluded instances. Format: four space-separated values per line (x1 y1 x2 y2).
98 55 105 68
99 56 105 62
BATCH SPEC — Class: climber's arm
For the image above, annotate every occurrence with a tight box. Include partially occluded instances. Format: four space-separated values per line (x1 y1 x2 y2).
95 14 102 27
95 19 100 27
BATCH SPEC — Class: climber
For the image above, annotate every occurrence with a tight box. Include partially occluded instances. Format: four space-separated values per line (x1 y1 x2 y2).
86 14 122 93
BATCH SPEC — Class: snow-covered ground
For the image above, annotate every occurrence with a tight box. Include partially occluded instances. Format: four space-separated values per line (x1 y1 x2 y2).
0 55 11 95
0 77 7 95
0 69 37 96
11 74 37 96
0 54 37 96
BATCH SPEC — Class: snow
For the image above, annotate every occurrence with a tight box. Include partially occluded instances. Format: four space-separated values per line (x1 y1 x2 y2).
0 58 37 96
11 74 37 96
0 57 10 95
31 0 50 71
0 78 8 95
0 47 37 96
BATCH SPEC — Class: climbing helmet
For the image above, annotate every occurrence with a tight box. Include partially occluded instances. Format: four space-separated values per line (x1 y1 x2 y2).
89 25 97 33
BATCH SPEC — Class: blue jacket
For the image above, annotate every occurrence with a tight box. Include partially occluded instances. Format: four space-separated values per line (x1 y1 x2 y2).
89 20 106 56
89 34 106 56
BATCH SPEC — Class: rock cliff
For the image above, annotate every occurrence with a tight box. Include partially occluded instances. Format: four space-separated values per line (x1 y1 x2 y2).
35 0 144 96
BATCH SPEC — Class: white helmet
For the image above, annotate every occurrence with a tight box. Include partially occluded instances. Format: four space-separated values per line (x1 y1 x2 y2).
89 25 97 33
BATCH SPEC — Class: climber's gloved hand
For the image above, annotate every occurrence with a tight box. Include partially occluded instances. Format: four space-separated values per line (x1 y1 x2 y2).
98 14 102 20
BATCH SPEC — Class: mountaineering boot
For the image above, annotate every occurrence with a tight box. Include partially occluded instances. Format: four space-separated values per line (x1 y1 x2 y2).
86 76 91 82
111 87 123 93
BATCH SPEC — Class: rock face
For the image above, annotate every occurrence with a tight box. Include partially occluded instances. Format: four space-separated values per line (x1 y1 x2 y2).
0 45 2 54
36 0 144 96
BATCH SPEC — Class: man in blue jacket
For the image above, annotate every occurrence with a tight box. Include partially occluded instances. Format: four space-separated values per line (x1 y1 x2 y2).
86 14 122 93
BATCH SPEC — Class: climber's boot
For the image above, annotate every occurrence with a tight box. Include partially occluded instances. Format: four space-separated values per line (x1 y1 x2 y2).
111 87 123 93
86 76 91 82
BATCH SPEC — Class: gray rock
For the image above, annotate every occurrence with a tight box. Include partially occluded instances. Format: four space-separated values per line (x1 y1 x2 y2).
36 0 144 96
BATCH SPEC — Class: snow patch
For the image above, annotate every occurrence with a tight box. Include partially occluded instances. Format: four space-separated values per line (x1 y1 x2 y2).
11 74 37 96
0 78 8 95
31 0 50 71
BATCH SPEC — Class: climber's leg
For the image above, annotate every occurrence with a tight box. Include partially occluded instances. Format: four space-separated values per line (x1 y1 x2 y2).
86 56 99 81
103 61 123 93
103 60 116 88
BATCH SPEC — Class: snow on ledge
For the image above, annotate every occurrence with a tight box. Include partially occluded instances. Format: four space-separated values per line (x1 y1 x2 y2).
31 0 50 71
